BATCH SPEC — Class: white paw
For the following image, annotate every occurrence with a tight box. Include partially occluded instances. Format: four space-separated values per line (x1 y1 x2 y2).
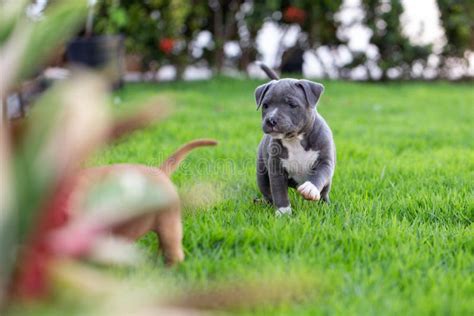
275 206 292 217
297 181 320 201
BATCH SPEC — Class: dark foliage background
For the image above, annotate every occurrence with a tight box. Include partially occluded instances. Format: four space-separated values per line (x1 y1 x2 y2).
92 0 473 80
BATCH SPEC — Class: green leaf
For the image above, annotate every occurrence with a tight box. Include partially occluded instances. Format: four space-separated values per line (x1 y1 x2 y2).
17 1 88 83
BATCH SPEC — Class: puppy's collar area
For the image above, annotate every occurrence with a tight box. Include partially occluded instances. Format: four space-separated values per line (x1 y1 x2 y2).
270 133 284 139
268 130 304 140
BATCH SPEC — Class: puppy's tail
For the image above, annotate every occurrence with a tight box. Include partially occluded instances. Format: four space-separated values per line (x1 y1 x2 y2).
256 61 279 80
159 139 218 176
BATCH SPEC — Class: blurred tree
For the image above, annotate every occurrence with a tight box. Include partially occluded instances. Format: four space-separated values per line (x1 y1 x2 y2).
207 0 244 74
180 1 211 68
239 1 278 72
94 0 191 79
211 0 278 73
437 0 474 79
358 0 432 80
293 0 343 76
258 0 344 76
90 0 471 80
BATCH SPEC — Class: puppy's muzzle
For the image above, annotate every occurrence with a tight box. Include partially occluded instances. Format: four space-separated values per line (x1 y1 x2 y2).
265 117 277 128
263 117 279 134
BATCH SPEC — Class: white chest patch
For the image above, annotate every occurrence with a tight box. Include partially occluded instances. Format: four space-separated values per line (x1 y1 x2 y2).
281 137 319 185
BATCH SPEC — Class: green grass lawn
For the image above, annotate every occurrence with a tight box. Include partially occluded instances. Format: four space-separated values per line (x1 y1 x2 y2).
103 78 474 315
13 78 474 315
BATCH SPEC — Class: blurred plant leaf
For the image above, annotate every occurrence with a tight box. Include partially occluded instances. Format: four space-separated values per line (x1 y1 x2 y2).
81 170 173 219
108 97 171 142
19 1 88 82
13 72 110 240
0 127 13 304
48 170 176 259
0 1 87 92
166 267 322 312
0 72 110 300
0 0 29 44
47 260 322 315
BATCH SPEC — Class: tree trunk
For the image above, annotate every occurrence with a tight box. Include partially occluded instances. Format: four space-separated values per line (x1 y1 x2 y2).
211 0 224 74
210 0 241 75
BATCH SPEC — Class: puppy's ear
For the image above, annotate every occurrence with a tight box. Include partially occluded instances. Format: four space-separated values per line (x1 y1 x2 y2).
296 80 324 107
255 81 274 110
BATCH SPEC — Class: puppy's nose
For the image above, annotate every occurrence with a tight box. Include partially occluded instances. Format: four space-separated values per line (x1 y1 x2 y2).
266 117 277 127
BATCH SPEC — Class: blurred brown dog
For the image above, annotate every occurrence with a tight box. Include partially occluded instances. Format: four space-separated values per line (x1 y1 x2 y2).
7 100 216 266
66 139 217 265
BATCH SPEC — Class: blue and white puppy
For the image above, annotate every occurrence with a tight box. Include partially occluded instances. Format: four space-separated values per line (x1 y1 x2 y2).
255 64 336 216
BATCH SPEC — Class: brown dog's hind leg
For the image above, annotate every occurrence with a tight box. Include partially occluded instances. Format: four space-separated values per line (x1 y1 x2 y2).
154 204 184 266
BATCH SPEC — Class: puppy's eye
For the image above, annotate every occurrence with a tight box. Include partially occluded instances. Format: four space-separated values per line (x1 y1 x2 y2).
262 103 268 109
288 102 298 108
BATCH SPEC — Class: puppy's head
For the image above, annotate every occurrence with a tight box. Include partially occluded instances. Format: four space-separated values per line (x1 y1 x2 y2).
255 79 324 138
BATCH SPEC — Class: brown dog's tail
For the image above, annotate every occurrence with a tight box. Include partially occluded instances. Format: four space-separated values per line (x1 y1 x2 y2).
159 139 218 176
256 61 280 80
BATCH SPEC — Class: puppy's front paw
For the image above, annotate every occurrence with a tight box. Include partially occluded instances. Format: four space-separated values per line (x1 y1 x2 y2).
297 181 320 201
275 206 292 217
